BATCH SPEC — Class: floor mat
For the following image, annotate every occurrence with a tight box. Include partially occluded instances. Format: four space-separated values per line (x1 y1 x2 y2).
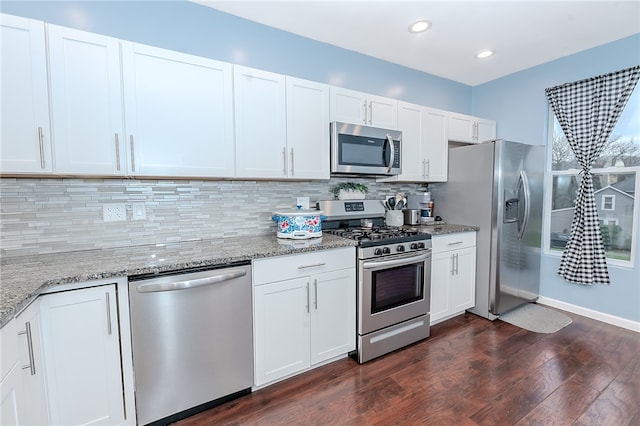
499 303 572 333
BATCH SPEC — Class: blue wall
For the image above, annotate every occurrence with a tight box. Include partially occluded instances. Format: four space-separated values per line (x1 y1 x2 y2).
0 0 470 112
3 1 639 322
473 35 640 322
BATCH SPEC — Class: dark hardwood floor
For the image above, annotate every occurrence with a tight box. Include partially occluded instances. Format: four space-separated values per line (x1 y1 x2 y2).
176 308 640 425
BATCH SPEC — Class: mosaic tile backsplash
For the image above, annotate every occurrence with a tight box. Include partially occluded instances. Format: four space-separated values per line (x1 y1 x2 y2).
0 177 428 257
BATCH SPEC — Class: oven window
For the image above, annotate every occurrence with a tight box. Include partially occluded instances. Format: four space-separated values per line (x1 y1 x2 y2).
371 263 423 314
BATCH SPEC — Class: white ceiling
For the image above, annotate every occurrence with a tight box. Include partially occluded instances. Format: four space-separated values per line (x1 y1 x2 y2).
193 0 640 86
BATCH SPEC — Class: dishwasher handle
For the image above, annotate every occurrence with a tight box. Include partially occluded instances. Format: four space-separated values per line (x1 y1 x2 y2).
136 269 247 293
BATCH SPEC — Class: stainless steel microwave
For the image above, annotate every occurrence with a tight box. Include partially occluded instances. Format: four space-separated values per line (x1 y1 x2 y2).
330 121 402 175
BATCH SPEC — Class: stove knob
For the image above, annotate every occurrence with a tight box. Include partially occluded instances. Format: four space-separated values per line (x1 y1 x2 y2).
417 242 425 249
374 248 383 256
382 247 391 255
396 245 405 252
410 243 418 250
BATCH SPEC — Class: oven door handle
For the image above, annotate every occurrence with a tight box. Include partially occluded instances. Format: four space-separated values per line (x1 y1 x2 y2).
363 251 431 270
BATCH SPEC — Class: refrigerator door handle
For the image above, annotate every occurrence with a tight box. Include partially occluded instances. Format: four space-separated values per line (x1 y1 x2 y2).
517 170 531 240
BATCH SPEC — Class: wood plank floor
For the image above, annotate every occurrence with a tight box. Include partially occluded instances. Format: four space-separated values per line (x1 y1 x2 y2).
175 308 640 425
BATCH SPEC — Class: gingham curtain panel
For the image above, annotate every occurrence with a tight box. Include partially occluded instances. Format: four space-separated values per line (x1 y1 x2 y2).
545 65 640 285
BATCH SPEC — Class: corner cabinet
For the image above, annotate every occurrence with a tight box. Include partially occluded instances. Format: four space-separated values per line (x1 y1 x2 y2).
430 232 477 325
39 284 131 425
448 112 496 144
252 247 356 387
0 15 53 174
329 87 398 129
378 101 448 183
234 66 330 179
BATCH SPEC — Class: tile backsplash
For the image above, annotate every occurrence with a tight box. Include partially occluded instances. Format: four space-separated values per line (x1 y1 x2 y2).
0 177 427 257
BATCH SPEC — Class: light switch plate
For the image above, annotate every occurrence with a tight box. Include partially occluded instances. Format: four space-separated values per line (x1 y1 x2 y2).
132 202 146 220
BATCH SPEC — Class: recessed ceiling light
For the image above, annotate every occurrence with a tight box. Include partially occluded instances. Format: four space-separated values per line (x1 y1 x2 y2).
475 49 494 59
409 20 431 33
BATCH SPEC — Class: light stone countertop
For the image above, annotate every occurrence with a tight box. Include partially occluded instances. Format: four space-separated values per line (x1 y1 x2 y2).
0 224 477 328
0 234 356 328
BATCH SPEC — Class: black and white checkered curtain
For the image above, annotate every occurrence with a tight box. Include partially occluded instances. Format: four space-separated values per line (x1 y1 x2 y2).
545 66 640 285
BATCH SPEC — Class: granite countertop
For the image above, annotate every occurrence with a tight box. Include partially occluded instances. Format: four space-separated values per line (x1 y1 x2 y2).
0 234 356 328
405 223 479 235
0 223 477 329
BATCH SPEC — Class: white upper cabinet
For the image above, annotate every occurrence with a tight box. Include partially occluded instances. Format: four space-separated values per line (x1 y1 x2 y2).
48 25 126 175
121 43 235 177
234 65 287 178
330 87 398 129
285 77 330 179
448 112 496 143
234 67 329 180
0 15 52 174
379 101 448 183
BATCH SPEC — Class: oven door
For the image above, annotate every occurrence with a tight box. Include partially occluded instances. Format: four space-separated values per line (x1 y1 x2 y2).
358 250 431 335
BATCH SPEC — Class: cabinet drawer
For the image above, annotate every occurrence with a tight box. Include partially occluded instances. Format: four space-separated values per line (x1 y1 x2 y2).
253 247 355 285
432 232 476 252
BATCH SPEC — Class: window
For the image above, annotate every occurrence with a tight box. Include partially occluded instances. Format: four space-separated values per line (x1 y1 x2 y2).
546 85 639 265
601 195 615 211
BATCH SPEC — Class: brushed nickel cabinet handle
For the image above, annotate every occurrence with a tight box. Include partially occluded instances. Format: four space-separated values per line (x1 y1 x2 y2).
18 322 36 375
426 159 431 177
362 100 367 124
105 292 112 335
306 282 310 313
290 148 294 176
298 262 326 269
313 279 318 310
450 254 455 276
368 102 372 124
282 147 287 175
114 134 121 171
37 127 45 169
129 135 136 172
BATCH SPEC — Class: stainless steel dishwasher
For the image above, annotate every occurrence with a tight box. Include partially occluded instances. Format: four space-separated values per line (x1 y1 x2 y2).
128 263 253 426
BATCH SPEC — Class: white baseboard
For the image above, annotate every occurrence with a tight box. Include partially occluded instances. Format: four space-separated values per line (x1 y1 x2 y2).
537 296 640 333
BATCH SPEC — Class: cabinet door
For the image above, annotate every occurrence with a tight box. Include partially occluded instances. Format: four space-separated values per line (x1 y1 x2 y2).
286 77 330 179
367 93 398 129
15 300 49 425
234 66 287 178
310 268 356 365
39 285 124 426
447 113 474 143
48 25 125 175
0 365 21 426
329 87 366 125
430 251 452 324
423 107 448 181
450 247 477 312
394 101 424 181
476 118 497 143
0 15 52 173
122 43 234 177
253 277 310 387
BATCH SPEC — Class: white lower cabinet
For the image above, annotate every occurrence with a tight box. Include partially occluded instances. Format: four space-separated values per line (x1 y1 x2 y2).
1 318 21 425
252 247 356 387
430 232 477 325
39 284 126 426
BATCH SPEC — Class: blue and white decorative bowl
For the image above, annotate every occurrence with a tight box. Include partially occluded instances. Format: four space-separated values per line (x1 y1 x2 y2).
271 210 326 239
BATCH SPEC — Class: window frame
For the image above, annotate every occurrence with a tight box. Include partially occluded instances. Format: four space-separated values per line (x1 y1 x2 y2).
543 109 639 269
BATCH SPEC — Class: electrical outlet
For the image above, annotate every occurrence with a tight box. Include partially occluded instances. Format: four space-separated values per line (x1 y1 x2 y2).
103 204 126 222
132 202 146 221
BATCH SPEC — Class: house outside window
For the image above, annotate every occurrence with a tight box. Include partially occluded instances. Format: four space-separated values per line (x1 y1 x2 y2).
545 85 639 265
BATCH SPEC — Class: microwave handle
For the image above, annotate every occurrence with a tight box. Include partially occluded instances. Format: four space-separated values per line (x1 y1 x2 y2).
385 134 395 173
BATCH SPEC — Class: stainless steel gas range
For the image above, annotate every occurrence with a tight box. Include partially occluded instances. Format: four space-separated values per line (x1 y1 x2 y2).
318 200 432 363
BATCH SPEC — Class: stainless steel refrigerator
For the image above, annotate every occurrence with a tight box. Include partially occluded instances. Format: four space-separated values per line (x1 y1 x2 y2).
434 140 545 320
